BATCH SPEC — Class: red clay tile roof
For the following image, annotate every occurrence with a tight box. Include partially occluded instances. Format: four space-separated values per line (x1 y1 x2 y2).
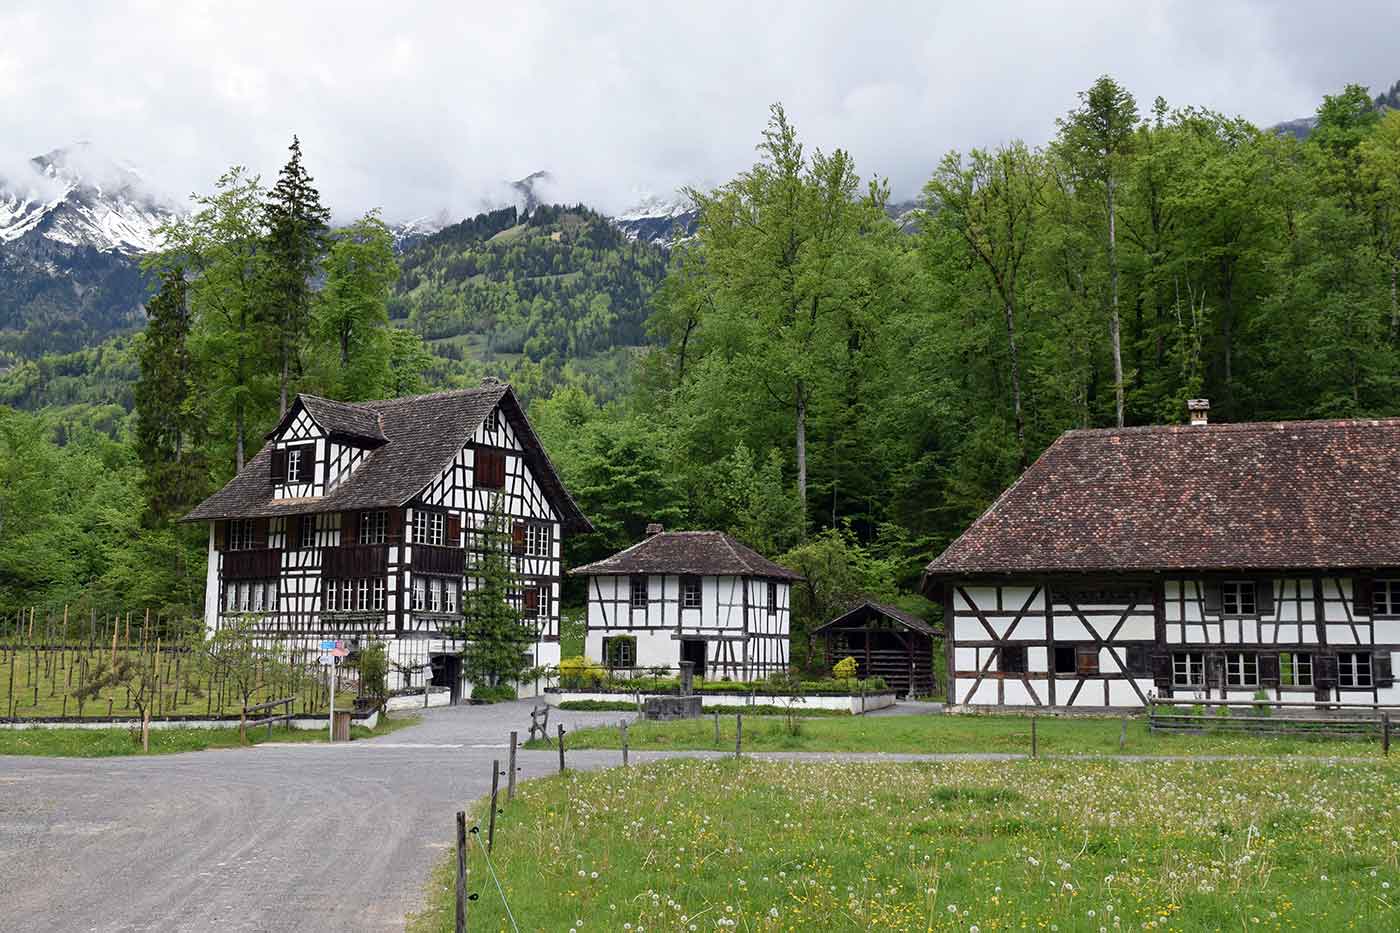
923 418 1400 579
570 531 802 581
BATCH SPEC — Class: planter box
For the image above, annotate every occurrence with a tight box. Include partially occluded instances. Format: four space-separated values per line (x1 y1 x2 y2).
385 689 453 711
546 691 898 715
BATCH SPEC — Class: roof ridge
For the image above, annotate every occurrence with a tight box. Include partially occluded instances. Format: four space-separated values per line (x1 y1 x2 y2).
1063 416 1400 438
362 384 508 409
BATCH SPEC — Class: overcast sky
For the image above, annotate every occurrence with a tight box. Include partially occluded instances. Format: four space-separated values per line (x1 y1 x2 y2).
2 1 1396 222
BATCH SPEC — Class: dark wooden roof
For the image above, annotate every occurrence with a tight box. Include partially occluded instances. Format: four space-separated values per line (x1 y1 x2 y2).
265 395 387 444
569 531 802 581
184 384 592 533
811 600 939 637
923 418 1400 583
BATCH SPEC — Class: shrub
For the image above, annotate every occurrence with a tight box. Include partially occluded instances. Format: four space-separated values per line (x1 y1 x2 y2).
472 684 518 703
1252 689 1273 718
833 656 859 680
558 655 607 689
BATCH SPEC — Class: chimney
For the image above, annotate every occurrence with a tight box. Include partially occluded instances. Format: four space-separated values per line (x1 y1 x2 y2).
645 523 664 536
1187 398 1210 426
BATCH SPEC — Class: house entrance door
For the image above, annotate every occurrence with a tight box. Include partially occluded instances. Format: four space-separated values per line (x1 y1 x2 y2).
680 639 707 679
430 654 463 704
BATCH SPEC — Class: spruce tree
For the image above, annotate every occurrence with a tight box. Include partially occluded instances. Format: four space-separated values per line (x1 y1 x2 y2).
456 496 533 691
134 269 207 526
263 135 330 414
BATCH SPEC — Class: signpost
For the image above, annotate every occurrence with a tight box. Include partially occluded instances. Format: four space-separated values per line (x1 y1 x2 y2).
322 640 348 741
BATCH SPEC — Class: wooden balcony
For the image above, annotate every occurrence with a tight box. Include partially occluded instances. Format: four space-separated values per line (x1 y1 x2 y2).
412 544 465 576
223 548 283 580
323 543 388 577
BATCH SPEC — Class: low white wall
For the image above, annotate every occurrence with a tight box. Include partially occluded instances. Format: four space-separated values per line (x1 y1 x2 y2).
385 690 452 711
545 691 897 714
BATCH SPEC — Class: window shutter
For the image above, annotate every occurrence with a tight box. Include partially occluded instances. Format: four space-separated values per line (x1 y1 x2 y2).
1254 577 1275 616
1258 652 1280 687
253 518 268 549
511 522 526 555
214 520 226 551
524 587 539 612
286 515 300 550
1354 577 1374 615
1375 652 1395 688
271 448 287 482
1202 581 1222 614
386 509 403 543
342 511 359 545
446 513 461 545
1314 653 1339 689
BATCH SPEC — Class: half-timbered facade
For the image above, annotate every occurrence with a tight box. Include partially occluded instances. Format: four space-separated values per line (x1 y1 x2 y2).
184 381 591 699
572 527 800 680
922 405 1400 709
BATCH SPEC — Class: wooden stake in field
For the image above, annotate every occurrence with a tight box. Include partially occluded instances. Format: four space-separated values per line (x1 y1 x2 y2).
1031 716 1038 759
110 615 119 668
557 723 566 773
1120 715 1127 751
488 759 500 852
507 731 518 801
455 810 468 933
620 719 629 767
735 713 743 759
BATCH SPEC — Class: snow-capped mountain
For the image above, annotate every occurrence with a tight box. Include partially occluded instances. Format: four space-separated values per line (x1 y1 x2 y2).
0 143 176 255
611 192 699 246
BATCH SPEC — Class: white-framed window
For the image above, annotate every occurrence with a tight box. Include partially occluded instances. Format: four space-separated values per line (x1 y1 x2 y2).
1374 580 1400 617
286 447 304 483
354 578 368 611
413 577 427 612
228 519 256 551
603 636 636 668
299 515 317 549
1225 652 1258 687
523 585 546 619
1280 652 1312 687
225 582 237 612
767 580 778 616
359 511 386 545
266 581 278 611
682 576 702 609
429 577 442 613
252 583 264 613
630 576 648 609
324 579 339 612
414 510 446 546
1221 580 1257 616
372 578 385 611
1173 652 1205 688
237 582 251 613
444 579 457 614
1339 652 1373 688
526 523 550 558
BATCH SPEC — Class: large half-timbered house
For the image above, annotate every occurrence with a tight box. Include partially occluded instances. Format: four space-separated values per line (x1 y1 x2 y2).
184 380 591 698
922 403 1400 709
573 527 800 680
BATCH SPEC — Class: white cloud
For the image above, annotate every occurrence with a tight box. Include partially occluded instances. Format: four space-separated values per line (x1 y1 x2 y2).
0 0 1395 222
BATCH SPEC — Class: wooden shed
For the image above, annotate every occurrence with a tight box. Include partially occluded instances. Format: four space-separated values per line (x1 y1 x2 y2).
812 600 939 697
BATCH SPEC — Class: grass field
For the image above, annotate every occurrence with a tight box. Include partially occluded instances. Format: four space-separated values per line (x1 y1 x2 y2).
0 712 420 757
410 756 1400 931
538 711 1394 758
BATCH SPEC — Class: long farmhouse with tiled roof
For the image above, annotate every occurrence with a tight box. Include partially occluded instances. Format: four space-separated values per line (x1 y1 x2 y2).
184 380 590 699
572 526 801 680
921 401 1400 709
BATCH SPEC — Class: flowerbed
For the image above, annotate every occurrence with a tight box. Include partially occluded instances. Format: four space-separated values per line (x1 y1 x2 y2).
410 757 1400 931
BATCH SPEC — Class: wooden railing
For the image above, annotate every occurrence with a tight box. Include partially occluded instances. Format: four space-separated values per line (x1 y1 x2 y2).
1147 698 1399 742
223 548 284 579
412 544 465 576
323 544 387 577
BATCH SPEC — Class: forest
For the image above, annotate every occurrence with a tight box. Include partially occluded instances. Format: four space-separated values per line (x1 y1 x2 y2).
3 77 1400 647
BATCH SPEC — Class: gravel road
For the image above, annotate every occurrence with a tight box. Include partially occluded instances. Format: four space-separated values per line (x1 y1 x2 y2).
0 702 634 933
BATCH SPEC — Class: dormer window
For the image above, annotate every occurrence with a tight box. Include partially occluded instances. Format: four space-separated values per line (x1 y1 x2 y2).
272 443 314 487
286 447 304 483
1221 580 1257 616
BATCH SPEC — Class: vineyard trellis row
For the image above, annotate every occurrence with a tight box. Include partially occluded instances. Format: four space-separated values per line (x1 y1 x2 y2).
0 606 355 720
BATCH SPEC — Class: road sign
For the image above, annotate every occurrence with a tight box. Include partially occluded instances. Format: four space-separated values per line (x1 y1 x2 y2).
319 653 335 665
320 639 336 651
330 647 349 658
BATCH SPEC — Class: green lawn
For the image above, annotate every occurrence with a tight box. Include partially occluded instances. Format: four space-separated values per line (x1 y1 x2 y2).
409 757 1400 931
0 712 420 757
539 711 1393 758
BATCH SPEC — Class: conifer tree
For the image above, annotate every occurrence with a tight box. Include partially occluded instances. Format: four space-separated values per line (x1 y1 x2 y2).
456 497 533 690
263 135 330 414
134 269 207 526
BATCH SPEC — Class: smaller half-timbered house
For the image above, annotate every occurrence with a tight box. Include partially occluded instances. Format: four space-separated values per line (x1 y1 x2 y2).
812 600 939 697
922 404 1400 709
184 380 591 699
573 526 800 680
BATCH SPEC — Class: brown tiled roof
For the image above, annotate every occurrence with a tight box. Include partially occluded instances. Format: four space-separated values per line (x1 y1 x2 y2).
184 384 592 533
923 418 1400 581
569 531 802 580
811 600 940 638
268 395 387 444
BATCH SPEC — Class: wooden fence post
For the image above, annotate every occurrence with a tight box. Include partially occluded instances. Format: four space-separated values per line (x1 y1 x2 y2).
1031 716 1038 759
455 810 467 933
488 759 500 853
621 720 629 767
735 713 742 759
1383 713 1391 757
508 730 518 801
1119 715 1127 752
714 711 720 744
557 723 566 773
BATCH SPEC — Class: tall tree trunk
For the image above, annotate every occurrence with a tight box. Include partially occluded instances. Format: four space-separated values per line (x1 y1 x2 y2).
1108 175 1124 427
279 342 289 417
795 380 807 531
235 398 246 472
1391 253 1398 343
1003 299 1027 468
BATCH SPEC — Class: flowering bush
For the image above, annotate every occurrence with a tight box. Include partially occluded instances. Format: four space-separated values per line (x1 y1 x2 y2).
558 655 607 689
833 656 859 679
